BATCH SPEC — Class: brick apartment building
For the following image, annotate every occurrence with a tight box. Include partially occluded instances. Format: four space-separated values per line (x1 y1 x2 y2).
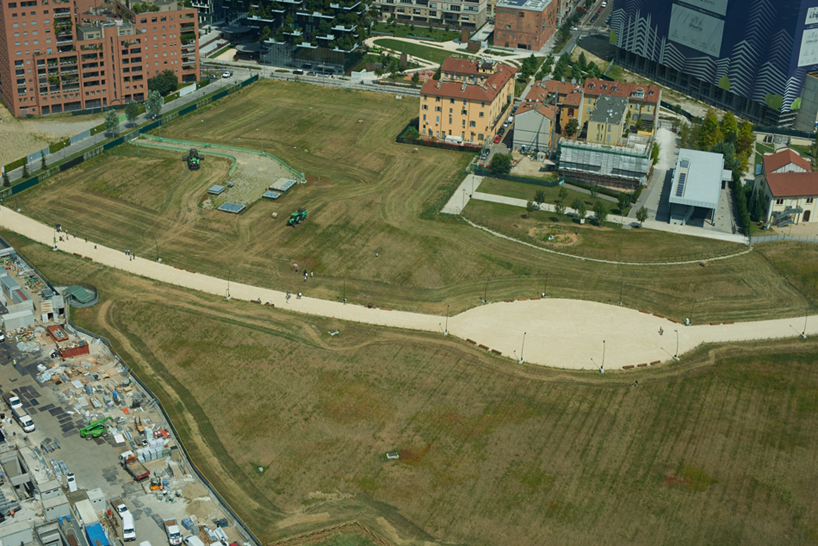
419 57 515 144
0 0 199 117
494 0 557 51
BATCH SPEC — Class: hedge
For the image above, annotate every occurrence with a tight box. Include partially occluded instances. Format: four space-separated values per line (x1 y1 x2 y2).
4 156 28 173
49 138 72 154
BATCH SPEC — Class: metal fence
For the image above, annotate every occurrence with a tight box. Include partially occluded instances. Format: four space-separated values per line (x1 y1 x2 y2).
750 234 818 244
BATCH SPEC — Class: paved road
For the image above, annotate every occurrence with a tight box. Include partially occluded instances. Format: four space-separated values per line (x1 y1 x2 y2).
1 206 810 371
4 76 239 185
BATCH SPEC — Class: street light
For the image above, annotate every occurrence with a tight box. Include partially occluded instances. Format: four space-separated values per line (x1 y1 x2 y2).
226 268 231 300
343 276 347 303
444 304 449 336
618 281 623 306
601 340 606 372
688 299 698 326
483 276 490 304
542 273 548 298
518 332 526 364
803 307 809 339
202 119 208 146
462 188 466 211
154 236 159 262
674 329 680 361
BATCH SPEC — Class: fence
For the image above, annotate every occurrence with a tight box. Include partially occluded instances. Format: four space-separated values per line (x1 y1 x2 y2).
6 74 259 197
750 233 818 244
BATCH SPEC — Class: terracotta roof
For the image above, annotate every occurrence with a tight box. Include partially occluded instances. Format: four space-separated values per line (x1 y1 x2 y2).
763 148 811 174
516 101 555 119
765 171 818 198
421 63 516 102
441 57 496 76
524 79 579 102
583 78 661 103
562 91 582 106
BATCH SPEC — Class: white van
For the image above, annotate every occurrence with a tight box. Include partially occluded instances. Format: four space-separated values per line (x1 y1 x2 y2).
183 536 205 546
122 512 136 542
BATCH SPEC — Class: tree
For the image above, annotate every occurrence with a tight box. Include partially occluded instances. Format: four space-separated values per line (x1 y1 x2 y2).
526 200 536 217
433 64 441 81
736 120 754 170
2 170 9 188
721 111 738 144
104 110 120 136
147 69 178 97
489 153 512 175
554 202 566 219
125 101 140 126
573 198 587 221
636 206 648 226
411 72 420 86
651 141 660 165
40 150 46 171
564 118 579 138
21 162 28 178
571 63 583 82
558 186 568 202
617 193 630 214
146 90 163 119
534 189 546 205
576 51 587 72
589 187 598 200
699 109 722 150
593 200 608 225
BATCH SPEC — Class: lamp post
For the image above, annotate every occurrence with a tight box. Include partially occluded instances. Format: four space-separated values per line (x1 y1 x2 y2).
483 276 489 304
343 276 347 303
803 307 809 339
444 304 449 336
601 339 606 370
518 332 526 364
542 273 548 298
689 299 697 326
154 236 159 262
618 281 623 306
462 188 466 211
294 146 304 179
202 119 208 146
674 329 680 361
226 268 231 299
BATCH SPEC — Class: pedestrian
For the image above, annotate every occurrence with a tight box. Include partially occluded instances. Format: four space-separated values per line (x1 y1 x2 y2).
297 292 302 299
94 243 97 249
295 267 298 273
659 327 664 335
73 232 76 238
85 237 87 243
376 252 379 257
310 271 313 277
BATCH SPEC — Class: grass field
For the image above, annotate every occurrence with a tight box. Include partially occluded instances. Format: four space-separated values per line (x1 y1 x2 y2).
9 79 818 323
478 177 626 213
371 22 461 42
372 38 471 65
9 234 818 546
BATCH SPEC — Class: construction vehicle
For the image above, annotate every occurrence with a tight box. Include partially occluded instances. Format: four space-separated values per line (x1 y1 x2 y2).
182 149 203 170
287 208 307 227
80 416 114 438
120 451 150 481
165 520 182 546
3 392 22 410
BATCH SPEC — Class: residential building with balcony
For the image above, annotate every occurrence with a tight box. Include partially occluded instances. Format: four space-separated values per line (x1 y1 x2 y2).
375 0 487 30
0 0 198 117
419 56 515 144
494 0 557 51
249 0 364 72
582 78 661 135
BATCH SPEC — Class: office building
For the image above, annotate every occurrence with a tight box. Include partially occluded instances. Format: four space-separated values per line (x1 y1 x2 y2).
611 0 818 127
0 0 199 117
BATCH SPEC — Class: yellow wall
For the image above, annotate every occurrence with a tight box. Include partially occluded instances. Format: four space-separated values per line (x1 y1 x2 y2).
420 76 514 144
582 95 657 132
759 181 818 223
586 118 625 145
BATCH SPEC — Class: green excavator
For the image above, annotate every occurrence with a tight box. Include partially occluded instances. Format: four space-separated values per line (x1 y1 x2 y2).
287 208 307 227
80 416 114 439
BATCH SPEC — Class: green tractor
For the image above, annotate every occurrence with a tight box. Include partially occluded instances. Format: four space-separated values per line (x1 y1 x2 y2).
183 149 203 170
287 208 307 227
80 416 114 439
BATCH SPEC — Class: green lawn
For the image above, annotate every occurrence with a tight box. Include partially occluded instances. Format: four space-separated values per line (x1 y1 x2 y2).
373 38 473 65
371 22 461 42
479 177 628 214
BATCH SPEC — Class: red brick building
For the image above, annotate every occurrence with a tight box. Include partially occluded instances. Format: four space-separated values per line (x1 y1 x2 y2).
0 0 198 117
494 0 557 51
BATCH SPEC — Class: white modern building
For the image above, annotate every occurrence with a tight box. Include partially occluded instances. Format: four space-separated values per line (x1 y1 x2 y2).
668 149 732 226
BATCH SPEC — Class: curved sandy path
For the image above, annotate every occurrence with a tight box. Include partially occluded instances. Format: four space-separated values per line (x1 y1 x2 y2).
2 206 814 370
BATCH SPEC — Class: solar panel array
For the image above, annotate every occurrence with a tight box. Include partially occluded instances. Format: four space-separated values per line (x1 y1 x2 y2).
208 185 226 195
270 178 297 192
218 202 246 214
680 160 689 168
676 172 687 197
262 191 281 200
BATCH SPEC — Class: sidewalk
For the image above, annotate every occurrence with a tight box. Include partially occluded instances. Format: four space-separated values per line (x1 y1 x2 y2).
0 205 811 370
4 77 239 185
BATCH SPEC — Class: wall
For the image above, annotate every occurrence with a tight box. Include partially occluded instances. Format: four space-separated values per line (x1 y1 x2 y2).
513 109 551 151
494 0 556 50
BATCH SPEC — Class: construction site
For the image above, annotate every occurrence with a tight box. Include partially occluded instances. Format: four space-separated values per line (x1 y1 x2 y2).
0 239 254 546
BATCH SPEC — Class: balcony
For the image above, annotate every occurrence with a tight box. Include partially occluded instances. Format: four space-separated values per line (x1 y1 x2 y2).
57 39 74 46
61 68 78 75
18 82 27 88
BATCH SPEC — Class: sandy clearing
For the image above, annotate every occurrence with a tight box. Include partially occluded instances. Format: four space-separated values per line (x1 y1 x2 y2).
2 205 815 371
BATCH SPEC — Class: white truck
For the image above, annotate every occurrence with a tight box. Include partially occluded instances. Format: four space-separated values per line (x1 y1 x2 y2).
12 406 35 432
111 498 129 519
3 392 22 410
165 520 182 546
122 512 136 542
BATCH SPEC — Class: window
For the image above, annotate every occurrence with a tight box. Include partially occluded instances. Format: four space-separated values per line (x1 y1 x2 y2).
519 11 524 16
422 104 428 110
435 97 440 102
461 109 466 115
449 108 453 114
435 106 441 112
606 135 611 141
423 114 426 121
450 98 454 104
807 198 814 204
436 116 439 123
478 133 484 140
776 199 784 205
462 120 466 127
470 120 475 127
479 112 484 118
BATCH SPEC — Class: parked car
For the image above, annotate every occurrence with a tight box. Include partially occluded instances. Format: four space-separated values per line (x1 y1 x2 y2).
493 134 502 143
293 69 304 75
498 127 505 136
481 148 490 160
221 71 232 78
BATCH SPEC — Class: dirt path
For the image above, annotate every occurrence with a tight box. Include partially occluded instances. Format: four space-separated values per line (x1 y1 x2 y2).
3 205 815 370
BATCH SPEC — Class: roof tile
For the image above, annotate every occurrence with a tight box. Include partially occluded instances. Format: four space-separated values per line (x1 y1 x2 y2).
763 148 811 174
766 171 818 197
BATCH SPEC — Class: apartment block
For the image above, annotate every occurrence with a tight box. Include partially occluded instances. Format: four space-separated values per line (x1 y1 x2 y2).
0 0 199 117
582 78 661 134
376 0 487 30
494 0 557 51
419 57 515 144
